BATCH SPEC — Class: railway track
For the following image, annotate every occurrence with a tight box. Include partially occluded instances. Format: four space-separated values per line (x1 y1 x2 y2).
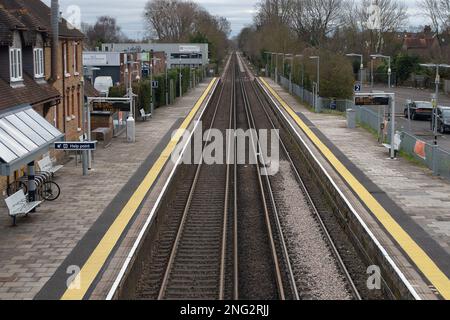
134 52 365 300
237 53 361 299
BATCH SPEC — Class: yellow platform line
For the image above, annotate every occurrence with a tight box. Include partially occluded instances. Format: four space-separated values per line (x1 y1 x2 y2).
61 78 218 300
259 77 450 300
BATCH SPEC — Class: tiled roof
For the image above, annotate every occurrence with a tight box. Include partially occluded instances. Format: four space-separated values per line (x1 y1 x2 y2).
0 73 61 111
403 35 435 50
84 80 100 97
0 0 84 41
0 6 26 45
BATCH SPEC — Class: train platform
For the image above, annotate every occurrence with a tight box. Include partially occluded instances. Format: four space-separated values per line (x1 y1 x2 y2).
259 77 450 300
0 78 218 300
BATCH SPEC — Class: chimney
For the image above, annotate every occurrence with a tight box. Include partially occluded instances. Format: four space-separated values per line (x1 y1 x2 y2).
51 0 59 82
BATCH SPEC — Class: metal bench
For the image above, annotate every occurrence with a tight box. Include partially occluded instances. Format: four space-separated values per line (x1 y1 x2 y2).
5 190 42 226
140 108 152 121
38 155 63 176
383 132 402 157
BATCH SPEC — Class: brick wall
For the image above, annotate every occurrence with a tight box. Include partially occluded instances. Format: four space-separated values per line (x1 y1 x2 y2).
91 113 113 130
0 176 7 197
45 38 84 142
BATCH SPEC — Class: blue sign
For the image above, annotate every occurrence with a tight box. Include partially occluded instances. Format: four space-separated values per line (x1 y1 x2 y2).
354 84 362 92
54 141 97 151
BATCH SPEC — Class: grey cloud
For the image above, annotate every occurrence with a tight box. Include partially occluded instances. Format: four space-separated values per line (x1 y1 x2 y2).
43 0 427 39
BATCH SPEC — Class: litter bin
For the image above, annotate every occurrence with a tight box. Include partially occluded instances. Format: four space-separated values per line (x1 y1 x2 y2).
347 108 356 129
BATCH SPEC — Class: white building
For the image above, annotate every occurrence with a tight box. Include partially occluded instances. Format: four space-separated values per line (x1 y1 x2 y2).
100 43 209 69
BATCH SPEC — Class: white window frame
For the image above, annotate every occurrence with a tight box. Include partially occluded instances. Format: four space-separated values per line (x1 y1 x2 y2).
33 48 44 79
9 48 23 82
73 42 79 76
63 42 70 77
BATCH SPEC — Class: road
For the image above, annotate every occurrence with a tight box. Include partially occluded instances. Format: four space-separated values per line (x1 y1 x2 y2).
362 84 450 152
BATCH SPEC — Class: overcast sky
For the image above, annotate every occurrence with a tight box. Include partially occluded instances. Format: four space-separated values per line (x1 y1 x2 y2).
43 0 427 39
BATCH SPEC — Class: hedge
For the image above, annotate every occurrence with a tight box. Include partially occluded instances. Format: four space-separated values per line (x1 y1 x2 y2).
109 67 207 113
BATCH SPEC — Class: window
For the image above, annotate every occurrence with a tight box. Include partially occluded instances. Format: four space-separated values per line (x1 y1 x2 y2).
73 42 79 75
9 48 23 82
63 42 69 76
77 90 81 129
33 48 44 78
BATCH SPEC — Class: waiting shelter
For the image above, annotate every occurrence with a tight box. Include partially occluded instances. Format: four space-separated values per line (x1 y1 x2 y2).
0 104 64 205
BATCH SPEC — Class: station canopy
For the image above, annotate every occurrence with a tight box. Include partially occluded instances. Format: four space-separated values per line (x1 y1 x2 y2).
0 105 64 176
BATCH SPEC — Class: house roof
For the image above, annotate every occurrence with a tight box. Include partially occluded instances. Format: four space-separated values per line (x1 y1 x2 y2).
0 73 61 112
0 6 26 45
84 80 100 97
0 0 84 42
403 37 435 50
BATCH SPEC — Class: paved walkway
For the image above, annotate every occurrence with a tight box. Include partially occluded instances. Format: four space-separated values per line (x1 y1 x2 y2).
0 81 212 300
264 78 450 276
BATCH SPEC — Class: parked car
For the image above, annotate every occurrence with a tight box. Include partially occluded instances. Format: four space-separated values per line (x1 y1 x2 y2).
436 106 450 134
404 100 433 120
94 76 113 97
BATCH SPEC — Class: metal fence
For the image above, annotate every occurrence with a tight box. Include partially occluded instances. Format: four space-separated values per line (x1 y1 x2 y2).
276 75 450 180
399 131 450 179
278 75 352 112
354 106 382 136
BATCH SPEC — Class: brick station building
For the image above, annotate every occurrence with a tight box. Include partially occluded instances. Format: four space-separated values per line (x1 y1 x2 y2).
0 0 85 194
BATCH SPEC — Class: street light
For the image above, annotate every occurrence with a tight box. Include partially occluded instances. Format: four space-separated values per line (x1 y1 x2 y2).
125 60 140 143
310 56 320 112
149 52 161 116
346 53 364 84
165 54 169 105
275 53 282 82
371 54 391 88
371 56 376 88
264 51 272 77
294 54 305 99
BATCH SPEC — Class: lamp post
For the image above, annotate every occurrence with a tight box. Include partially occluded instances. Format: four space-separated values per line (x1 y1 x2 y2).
179 55 182 97
285 54 293 92
371 56 375 88
294 54 305 100
371 54 391 88
264 51 271 77
274 53 280 83
269 52 274 78
346 53 364 84
165 54 169 105
150 53 161 116
125 60 140 143
310 56 320 112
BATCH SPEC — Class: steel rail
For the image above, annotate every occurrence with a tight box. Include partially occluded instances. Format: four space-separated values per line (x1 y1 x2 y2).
250 74 362 300
237 56 287 300
219 54 236 300
157 61 233 300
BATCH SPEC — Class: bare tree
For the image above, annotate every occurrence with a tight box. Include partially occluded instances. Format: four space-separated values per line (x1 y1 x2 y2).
84 16 128 49
254 0 294 27
143 0 231 63
419 0 450 31
354 0 408 53
290 0 343 46
144 0 198 42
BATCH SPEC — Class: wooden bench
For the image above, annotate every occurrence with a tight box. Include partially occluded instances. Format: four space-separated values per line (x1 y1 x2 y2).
38 155 63 176
5 190 42 226
140 108 152 121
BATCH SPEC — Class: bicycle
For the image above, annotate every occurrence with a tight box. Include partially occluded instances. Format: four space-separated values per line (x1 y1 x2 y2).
7 173 61 201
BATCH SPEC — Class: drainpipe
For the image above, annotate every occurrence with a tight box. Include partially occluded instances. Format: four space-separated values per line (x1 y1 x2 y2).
50 0 59 82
